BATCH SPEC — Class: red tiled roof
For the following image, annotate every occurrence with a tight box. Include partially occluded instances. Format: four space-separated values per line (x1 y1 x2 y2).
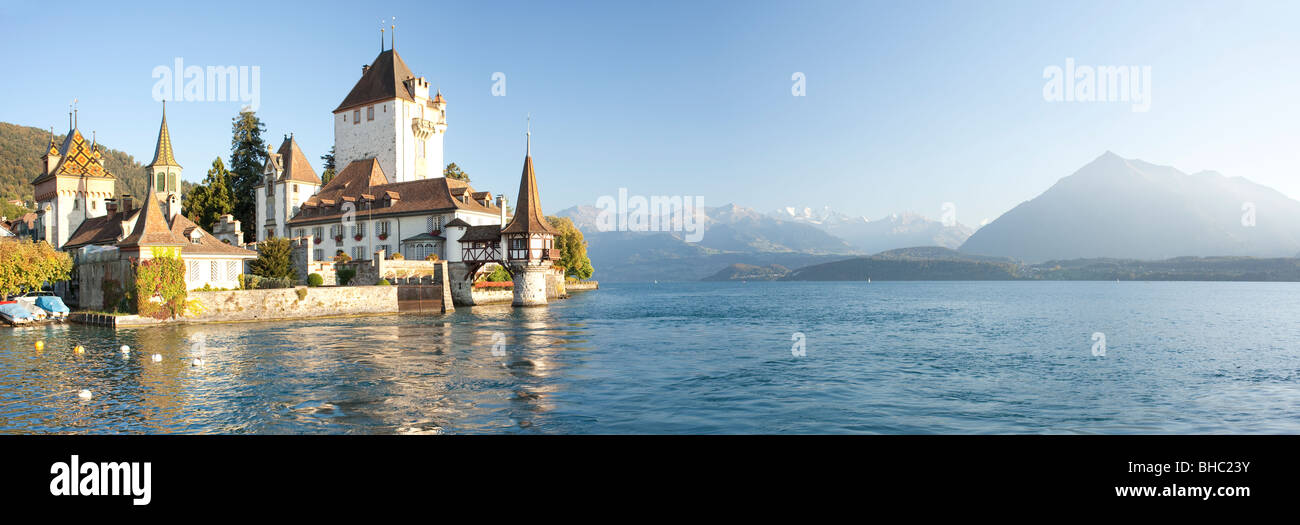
273 136 320 184
334 49 416 113
169 214 257 257
287 159 502 226
63 209 138 250
117 193 187 249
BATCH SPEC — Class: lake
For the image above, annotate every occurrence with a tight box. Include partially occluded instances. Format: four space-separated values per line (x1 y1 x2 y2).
2 281 1297 434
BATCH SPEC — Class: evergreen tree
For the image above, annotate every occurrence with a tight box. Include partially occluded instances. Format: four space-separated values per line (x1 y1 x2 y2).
444 162 470 182
320 146 336 185
229 110 267 241
184 157 235 231
249 237 297 281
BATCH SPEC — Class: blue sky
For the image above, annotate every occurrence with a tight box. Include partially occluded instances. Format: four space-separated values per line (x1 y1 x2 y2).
2 0 1298 226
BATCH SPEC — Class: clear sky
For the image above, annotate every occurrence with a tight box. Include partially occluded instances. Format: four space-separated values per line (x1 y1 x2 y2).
2 0 1297 226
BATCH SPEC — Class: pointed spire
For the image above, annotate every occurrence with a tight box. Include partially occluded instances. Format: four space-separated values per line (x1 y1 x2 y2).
526 114 531 156
147 101 180 169
501 121 556 236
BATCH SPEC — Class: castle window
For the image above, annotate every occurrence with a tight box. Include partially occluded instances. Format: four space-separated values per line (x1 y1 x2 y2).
367 106 375 121
156 174 165 192
352 246 364 260
226 261 238 281
294 184 299 193
210 261 219 280
353 109 360 124
73 199 79 210
91 200 96 210
313 226 323 240
189 261 201 281
168 173 177 192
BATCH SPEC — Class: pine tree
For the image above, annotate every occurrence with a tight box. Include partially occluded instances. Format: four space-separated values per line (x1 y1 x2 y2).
249 237 297 281
320 147 336 185
185 157 235 231
229 110 267 240
444 162 470 182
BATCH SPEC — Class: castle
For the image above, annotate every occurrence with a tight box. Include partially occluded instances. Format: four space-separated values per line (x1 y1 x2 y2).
262 43 559 306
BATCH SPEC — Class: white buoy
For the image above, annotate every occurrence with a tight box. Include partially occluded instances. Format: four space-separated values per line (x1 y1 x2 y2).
151 353 162 362
78 389 92 399
120 345 130 354
192 358 203 367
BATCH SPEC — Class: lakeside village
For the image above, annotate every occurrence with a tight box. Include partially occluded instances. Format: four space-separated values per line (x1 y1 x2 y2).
0 44 596 328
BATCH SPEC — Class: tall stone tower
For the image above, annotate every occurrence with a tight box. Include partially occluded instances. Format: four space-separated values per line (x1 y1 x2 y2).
332 47 446 184
501 130 557 306
145 102 182 221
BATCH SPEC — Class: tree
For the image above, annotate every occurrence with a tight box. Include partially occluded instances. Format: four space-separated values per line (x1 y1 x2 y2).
0 238 71 298
249 237 298 281
320 147 336 185
229 110 268 241
444 162 470 182
185 157 235 231
546 216 594 279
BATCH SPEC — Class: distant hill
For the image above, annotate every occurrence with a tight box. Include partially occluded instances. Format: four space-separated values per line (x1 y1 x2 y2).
0 122 193 205
702 263 791 281
1032 256 1300 281
779 247 1022 281
961 152 1300 262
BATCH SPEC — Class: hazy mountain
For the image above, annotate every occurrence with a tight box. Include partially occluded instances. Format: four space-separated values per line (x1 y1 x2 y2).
771 207 974 253
960 152 1300 262
556 203 858 281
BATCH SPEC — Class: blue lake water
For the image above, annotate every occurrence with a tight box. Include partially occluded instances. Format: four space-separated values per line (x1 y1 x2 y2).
1 281 1298 434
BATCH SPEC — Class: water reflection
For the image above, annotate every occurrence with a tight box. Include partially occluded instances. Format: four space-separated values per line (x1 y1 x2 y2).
0 300 587 434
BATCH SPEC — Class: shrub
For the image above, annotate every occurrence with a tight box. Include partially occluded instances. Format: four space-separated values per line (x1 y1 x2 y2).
256 277 296 289
424 254 440 262
334 250 351 263
239 274 261 290
376 279 390 286
486 265 512 282
391 252 404 260
295 287 309 301
337 267 356 286
307 273 324 287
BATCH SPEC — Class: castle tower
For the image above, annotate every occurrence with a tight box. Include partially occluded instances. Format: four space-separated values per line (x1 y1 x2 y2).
501 129 557 306
30 106 116 248
145 102 182 221
332 48 446 184
255 135 321 240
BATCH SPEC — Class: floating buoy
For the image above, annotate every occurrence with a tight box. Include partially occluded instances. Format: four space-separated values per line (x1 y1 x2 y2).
191 358 203 367
120 345 130 354
151 353 162 362
74 345 85 354
34 341 44 351
78 389 92 399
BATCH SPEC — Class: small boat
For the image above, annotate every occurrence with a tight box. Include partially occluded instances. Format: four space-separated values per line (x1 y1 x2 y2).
0 301 35 325
29 293 69 320
12 295 51 322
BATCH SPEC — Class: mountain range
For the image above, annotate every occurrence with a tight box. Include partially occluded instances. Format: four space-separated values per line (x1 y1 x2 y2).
563 152 1300 282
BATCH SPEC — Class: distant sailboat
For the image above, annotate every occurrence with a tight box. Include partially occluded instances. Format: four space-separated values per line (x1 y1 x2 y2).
868 277 872 283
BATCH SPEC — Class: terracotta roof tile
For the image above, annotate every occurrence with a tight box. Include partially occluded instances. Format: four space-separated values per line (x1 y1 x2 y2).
275 136 320 184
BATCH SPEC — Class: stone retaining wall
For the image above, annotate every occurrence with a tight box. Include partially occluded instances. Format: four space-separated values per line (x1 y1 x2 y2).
188 285 398 322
